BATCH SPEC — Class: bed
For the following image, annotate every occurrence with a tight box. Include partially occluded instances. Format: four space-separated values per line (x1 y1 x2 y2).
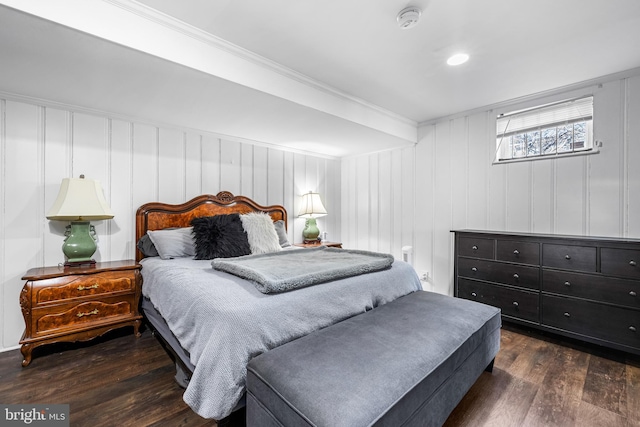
135 191 422 421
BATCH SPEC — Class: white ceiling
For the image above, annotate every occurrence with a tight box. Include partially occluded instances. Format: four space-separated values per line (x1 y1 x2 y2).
2 0 640 157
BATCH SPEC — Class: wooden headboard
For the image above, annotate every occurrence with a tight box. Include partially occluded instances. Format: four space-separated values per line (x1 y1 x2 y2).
135 191 287 262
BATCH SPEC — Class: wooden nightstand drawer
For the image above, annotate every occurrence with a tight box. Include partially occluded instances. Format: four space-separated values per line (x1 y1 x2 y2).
601 248 640 279
31 296 136 338
34 271 136 305
542 244 597 272
20 260 142 366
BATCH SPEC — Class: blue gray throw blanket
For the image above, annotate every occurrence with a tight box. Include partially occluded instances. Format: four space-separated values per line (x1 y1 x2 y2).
212 246 395 293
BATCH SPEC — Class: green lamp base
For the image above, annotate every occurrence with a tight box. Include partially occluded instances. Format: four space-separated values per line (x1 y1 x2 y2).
302 218 320 243
62 221 98 267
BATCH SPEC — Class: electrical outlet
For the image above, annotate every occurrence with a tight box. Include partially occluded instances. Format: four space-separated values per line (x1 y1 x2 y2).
419 271 429 282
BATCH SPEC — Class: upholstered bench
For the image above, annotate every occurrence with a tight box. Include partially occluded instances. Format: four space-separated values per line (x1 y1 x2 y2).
246 290 501 427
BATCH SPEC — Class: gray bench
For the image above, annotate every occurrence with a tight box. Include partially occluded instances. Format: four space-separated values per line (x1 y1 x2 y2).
246 291 501 427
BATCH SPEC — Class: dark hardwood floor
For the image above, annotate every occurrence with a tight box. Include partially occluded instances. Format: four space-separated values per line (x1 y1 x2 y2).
1 324 639 426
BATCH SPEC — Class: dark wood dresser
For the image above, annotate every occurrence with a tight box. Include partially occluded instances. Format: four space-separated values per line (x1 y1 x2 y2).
19 260 142 366
453 230 640 355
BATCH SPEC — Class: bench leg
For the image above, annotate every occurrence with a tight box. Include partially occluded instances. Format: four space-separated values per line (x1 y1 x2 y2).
484 358 495 373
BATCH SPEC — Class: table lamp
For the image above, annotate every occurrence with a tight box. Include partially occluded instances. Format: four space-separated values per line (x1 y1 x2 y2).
298 191 327 243
47 175 114 267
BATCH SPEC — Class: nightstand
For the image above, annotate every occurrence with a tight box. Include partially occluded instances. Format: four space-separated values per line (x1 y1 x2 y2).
294 241 343 248
19 260 142 366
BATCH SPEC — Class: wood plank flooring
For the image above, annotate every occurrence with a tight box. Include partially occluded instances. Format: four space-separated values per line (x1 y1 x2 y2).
1 324 639 426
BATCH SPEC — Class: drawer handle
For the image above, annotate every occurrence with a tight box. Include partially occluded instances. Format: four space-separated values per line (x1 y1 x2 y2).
631 260 637 267
564 281 571 287
471 267 478 272
564 312 571 317
513 273 520 279
631 291 637 297
630 326 637 333
472 245 478 251
512 301 519 307
77 284 99 291
565 255 571 260
513 250 520 255
76 309 99 318
471 292 477 297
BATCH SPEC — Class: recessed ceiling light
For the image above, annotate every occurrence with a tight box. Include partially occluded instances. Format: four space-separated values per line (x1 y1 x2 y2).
447 53 469 66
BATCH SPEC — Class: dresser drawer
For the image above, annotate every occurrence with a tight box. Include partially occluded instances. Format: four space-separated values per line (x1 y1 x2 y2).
458 258 539 290
601 248 640 279
542 244 597 272
496 240 540 265
542 269 640 309
33 271 137 305
30 296 136 338
457 237 494 259
542 295 640 349
458 279 539 323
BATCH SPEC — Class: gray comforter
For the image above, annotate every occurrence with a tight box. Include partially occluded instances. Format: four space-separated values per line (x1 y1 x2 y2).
140 254 422 420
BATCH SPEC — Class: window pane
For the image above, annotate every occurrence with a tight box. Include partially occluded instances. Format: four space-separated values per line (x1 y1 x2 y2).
542 128 556 154
557 125 573 153
513 134 526 158
526 131 540 156
574 122 586 150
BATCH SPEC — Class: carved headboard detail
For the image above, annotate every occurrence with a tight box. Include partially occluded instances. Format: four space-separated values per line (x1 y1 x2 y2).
135 192 287 262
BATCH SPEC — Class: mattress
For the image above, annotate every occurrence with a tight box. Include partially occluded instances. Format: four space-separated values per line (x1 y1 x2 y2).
140 255 422 420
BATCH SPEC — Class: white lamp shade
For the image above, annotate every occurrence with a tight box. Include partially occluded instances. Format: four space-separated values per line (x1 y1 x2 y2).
47 177 114 221
298 192 327 218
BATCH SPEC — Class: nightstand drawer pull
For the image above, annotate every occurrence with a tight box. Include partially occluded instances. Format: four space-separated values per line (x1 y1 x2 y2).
513 273 519 279
77 284 99 291
565 255 571 260
76 309 99 318
472 245 478 251
631 260 637 267
631 291 637 297
471 267 478 272
513 250 520 255
471 292 477 297
630 326 637 333
564 281 571 287
564 312 571 317
512 301 519 307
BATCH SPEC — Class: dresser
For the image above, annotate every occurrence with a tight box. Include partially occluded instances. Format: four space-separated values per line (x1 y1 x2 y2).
453 230 640 355
19 260 142 366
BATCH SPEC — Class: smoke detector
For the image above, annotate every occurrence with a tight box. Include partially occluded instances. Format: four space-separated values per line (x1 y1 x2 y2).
397 7 422 29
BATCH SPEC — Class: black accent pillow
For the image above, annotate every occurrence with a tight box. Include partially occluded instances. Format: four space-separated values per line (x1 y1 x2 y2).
191 214 251 260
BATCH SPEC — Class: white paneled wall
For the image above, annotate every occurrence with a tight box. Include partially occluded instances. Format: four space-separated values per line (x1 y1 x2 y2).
342 72 640 297
0 96 340 351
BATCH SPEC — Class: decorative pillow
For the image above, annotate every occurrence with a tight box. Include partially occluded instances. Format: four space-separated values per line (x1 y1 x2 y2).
241 212 282 254
146 227 196 260
273 220 291 248
191 214 251 260
137 234 159 257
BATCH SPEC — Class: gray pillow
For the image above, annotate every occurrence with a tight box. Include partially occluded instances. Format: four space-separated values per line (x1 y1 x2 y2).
274 220 291 248
147 227 196 260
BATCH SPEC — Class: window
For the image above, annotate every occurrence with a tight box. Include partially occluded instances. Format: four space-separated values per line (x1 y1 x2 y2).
495 96 593 162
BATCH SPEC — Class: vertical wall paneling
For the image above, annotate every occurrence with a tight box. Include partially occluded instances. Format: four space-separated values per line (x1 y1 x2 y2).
240 143 254 199
0 98 5 349
200 135 221 195
252 146 268 205
450 117 468 231
369 155 379 252
267 149 284 206
3 101 40 347
432 121 453 295
132 123 158 208
530 158 554 234
109 119 134 260
158 128 185 204
377 153 392 255
400 146 415 258
220 139 242 195
628 76 640 237
505 161 532 232
184 132 203 200
466 113 488 230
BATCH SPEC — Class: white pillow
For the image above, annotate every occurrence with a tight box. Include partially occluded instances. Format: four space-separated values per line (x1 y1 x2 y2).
241 212 282 254
147 227 196 260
